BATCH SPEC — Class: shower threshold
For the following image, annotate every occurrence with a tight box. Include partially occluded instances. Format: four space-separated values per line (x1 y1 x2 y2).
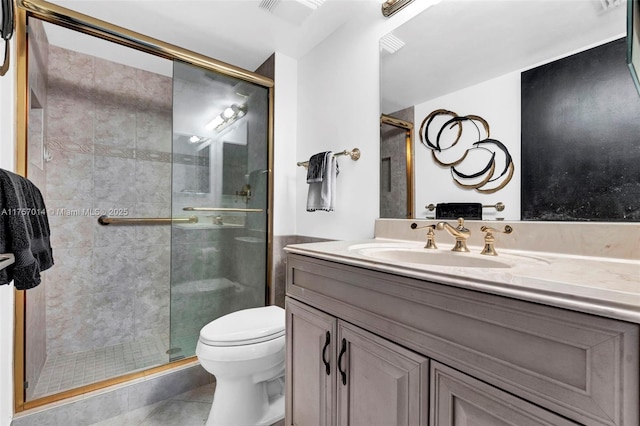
30 335 171 400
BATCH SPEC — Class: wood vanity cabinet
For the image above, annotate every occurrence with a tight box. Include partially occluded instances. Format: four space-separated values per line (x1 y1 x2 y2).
286 298 428 426
430 361 578 426
285 252 639 426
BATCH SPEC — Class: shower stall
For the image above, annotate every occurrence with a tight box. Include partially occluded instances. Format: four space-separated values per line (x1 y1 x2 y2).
16 2 272 410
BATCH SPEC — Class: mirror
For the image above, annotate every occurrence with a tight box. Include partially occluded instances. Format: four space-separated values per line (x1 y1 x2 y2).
380 111 413 219
173 122 249 199
222 140 249 197
380 0 630 221
629 0 640 94
172 62 259 217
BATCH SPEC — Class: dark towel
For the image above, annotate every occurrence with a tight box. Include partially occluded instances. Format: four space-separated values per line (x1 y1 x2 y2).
436 203 482 220
0 169 54 290
307 153 339 212
306 151 331 183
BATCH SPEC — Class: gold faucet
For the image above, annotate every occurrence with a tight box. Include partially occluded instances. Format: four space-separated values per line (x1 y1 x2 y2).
480 225 513 256
436 217 471 252
410 223 437 249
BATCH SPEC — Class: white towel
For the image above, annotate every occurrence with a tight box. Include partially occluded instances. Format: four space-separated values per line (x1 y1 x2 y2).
306 153 338 212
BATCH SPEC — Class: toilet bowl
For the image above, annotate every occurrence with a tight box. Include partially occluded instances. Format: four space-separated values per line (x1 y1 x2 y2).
196 305 285 426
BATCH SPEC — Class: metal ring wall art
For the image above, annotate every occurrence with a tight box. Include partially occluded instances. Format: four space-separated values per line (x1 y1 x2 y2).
419 109 514 194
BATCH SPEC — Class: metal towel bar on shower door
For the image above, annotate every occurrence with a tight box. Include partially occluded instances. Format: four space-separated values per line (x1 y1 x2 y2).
97 215 199 225
182 207 264 212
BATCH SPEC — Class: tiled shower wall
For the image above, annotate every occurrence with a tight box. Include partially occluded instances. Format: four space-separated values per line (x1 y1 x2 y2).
43 44 173 357
380 106 413 219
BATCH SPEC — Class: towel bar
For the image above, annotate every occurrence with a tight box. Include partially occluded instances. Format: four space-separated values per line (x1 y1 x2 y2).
425 202 505 212
297 148 361 168
97 215 198 226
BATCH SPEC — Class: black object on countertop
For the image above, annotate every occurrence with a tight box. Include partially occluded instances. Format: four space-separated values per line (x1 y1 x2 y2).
436 203 482 220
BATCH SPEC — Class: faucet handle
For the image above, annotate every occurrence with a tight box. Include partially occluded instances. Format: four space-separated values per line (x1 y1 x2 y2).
455 217 468 231
480 225 513 256
410 222 438 249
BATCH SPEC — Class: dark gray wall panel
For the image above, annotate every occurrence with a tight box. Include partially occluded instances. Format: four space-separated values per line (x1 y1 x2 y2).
521 38 640 221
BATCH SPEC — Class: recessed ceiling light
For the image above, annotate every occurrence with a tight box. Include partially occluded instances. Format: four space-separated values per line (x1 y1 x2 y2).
189 136 209 144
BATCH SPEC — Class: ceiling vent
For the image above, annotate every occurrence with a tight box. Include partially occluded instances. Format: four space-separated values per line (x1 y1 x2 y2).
259 0 279 12
599 0 622 11
259 0 326 25
380 33 405 55
298 0 325 9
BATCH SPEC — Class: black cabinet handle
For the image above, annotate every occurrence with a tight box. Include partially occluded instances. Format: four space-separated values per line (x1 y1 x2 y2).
338 338 347 385
322 331 331 375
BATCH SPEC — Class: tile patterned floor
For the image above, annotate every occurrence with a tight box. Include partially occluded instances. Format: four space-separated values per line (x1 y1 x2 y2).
32 336 170 399
90 383 215 426
89 383 285 426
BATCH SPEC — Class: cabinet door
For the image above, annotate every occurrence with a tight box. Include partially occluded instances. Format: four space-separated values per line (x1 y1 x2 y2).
430 361 578 426
337 320 428 426
286 297 337 426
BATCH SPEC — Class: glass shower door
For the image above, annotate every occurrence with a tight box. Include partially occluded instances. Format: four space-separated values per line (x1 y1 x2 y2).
23 18 176 402
169 61 270 360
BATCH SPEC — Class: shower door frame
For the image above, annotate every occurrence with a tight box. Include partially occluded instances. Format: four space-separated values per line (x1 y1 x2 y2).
380 114 414 219
13 0 274 413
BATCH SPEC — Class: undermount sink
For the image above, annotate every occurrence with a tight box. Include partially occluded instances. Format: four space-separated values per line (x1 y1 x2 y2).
346 242 552 269
357 247 511 268
356 247 511 269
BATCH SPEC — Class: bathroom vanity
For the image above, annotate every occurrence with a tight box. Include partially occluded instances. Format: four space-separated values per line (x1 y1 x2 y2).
284 221 639 426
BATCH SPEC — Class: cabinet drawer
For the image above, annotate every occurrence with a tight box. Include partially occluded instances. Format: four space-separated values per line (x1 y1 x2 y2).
431 361 578 426
286 254 639 426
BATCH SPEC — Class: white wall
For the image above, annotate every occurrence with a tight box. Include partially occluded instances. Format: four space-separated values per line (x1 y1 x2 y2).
0 37 16 426
295 11 379 240
294 0 437 240
273 52 298 236
413 72 522 221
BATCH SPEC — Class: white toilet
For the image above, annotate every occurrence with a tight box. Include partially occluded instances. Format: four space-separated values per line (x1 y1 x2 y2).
196 305 285 426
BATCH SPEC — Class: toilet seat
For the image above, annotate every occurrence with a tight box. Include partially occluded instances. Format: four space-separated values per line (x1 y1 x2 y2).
199 305 285 347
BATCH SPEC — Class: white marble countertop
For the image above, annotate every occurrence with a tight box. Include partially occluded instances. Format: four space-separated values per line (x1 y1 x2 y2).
0 253 15 272
285 238 640 324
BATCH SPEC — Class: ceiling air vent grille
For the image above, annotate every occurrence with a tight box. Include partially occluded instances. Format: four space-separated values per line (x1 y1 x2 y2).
599 0 622 11
258 0 320 25
298 0 326 9
259 0 280 13
380 33 405 55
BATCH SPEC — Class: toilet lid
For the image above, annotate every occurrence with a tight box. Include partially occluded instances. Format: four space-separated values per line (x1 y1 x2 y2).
199 306 285 346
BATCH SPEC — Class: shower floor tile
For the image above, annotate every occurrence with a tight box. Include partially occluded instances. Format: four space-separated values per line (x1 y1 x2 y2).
32 335 170 399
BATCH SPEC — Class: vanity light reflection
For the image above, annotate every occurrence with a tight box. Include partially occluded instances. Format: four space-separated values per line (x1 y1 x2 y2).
205 103 248 132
